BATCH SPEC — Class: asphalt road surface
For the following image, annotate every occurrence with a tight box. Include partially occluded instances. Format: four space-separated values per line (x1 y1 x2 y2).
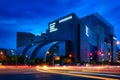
0 66 120 80
0 72 97 80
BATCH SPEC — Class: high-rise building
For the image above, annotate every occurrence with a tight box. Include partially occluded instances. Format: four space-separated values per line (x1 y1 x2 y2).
17 32 35 48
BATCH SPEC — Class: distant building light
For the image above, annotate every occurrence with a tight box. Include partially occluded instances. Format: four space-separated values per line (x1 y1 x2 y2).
102 59 105 61
86 25 89 37
108 52 111 55
55 56 60 61
90 57 93 60
101 53 104 56
59 16 72 23
49 22 58 32
108 60 111 62
11 50 14 53
12 52 15 55
113 36 117 40
26 55 28 58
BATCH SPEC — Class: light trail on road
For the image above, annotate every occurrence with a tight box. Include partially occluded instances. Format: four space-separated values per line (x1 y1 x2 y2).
68 71 120 78
36 69 118 80
36 66 120 80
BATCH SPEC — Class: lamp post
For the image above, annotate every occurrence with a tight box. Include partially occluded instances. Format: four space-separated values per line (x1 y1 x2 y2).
0 51 4 65
116 41 120 52
115 41 120 63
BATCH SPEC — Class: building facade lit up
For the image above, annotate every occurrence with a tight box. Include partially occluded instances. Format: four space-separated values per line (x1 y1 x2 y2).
17 13 117 64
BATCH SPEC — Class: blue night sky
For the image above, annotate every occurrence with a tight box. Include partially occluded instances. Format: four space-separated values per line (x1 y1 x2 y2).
0 0 120 49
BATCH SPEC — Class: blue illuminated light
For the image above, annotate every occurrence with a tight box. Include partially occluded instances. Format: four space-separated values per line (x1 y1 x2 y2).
86 25 89 37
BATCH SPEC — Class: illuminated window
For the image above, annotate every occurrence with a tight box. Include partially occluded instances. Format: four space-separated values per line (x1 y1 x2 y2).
59 16 72 23
86 25 89 37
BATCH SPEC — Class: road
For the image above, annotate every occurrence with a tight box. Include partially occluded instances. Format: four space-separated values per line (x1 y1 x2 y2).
36 66 120 80
0 66 95 80
0 71 97 80
0 65 120 80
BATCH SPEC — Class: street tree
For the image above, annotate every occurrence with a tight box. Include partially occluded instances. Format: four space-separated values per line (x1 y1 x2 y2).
117 51 120 63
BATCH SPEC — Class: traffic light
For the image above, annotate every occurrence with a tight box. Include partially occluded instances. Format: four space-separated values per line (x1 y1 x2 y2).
89 52 93 60
68 54 73 58
97 51 102 55
89 52 93 57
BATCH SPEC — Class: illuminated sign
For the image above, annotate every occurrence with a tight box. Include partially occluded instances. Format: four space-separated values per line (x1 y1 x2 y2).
59 15 72 23
49 22 58 32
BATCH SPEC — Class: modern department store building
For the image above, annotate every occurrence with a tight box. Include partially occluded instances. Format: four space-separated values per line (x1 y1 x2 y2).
17 13 117 64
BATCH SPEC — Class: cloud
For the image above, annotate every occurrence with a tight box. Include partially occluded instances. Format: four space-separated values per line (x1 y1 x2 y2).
0 0 120 48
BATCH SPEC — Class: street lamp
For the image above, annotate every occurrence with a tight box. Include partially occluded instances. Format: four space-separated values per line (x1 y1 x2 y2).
69 54 73 58
46 51 50 55
116 41 120 45
0 51 3 55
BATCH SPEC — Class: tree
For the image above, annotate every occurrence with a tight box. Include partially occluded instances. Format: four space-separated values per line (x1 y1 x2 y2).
0 51 7 64
117 51 120 63
17 54 25 64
